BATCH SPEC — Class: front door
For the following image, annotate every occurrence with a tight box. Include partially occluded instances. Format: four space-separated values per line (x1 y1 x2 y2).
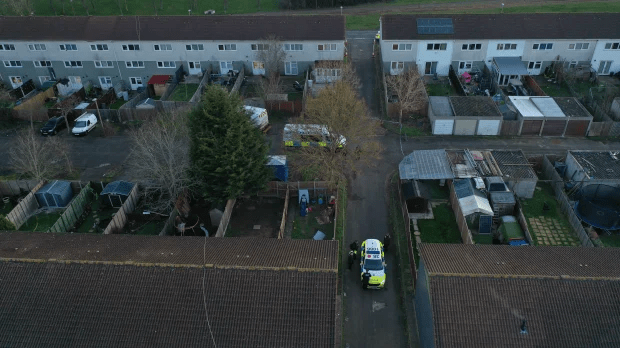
598 61 613 75
130 77 143 90
188 61 201 75
220 61 233 74
252 61 265 75
38 76 51 85
285 61 298 75
98 76 113 90
424 61 438 75
9 76 23 89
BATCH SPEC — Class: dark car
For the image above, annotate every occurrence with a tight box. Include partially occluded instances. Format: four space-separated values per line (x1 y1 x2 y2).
40 116 66 136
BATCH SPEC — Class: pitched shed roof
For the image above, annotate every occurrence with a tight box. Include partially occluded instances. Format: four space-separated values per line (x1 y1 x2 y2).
381 13 620 40
0 15 346 41
100 180 134 196
0 232 339 271
0 262 337 348
450 96 502 117
491 150 537 180
553 97 592 118
399 149 455 180
419 243 620 279
569 151 620 180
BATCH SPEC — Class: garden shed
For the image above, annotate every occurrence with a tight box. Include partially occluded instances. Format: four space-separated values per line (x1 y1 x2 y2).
491 150 538 199
100 181 135 207
147 75 171 97
35 180 73 208
453 179 493 225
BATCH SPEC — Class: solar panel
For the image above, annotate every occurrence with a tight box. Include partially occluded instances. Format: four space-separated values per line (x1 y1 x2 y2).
417 18 454 35
479 215 493 235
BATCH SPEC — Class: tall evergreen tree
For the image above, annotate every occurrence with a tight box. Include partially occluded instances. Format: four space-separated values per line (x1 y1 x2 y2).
189 86 271 204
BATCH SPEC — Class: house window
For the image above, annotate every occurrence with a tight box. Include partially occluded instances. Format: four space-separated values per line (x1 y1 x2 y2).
568 43 589 50
528 61 542 69
94 61 114 68
59 44 78 51
604 42 620 50
217 44 236 51
34 61 52 67
427 43 447 51
28 44 46 51
285 61 298 75
186 44 204 51
532 43 553 50
0 44 15 50
64 61 83 68
459 61 473 69
496 43 517 50
461 43 481 51
154 44 172 51
318 43 337 51
3 61 22 67
284 44 303 51
90 44 109 51
126 61 145 68
392 43 412 51
315 68 341 77
10 76 23 87
157 61 175 68
391 61 404 73
569 61 578 69
39 76 51 84
251 44 269 51
122 44 141 51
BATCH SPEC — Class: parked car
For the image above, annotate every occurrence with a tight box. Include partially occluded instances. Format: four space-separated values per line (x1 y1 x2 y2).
72 113 98 136
40 116 66 136
359 239 387 289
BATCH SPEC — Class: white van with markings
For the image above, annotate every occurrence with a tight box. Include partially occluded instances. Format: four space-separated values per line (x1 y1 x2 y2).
244 106 269 131
72 113 98 136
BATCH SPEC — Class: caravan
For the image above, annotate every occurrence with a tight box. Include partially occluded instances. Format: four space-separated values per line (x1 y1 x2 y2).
244 106 269 131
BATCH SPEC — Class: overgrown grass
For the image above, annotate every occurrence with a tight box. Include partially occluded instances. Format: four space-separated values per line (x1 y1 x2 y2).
417 204 462 243
75 200 119 233
383 122 429 137
168 84 199 102
599 234 620 247
19 211 62 232
426 83 458 96
0 201 14 216
109 99 126 110
291 204 334 240
427 182 449 200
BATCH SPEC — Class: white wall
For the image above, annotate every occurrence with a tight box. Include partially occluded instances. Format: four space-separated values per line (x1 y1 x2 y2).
591 41 620 75
416 41 454 75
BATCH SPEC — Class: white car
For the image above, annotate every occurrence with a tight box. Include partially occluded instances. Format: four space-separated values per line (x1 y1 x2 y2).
72 113 98 136
359 239 386 289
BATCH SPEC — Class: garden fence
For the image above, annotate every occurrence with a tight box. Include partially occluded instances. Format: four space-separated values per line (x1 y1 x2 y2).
448 181 474 244
5 180 45 229
215 198 236 237
0 180 41 197
397 179 417 285
103 183 139 234
259 181 334 199
278 187 290 239
542 155 594 247
49 182 94 233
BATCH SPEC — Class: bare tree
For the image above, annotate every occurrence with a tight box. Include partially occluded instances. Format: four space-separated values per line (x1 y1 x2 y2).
254 35 286 78
9 129 71 180
257 72 283 100
385 67 427 124
127 109 194 214
291 80 382 184
314 60 360 91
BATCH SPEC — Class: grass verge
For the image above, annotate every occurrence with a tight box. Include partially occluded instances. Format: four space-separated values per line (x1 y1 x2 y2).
346 13 381 30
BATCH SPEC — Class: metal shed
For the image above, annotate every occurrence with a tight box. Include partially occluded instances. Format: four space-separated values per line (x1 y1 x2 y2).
100 181 135 207
453 179 493 224
35 180 73 208
489 191 517 217
399 149 454 180
491 150 538 199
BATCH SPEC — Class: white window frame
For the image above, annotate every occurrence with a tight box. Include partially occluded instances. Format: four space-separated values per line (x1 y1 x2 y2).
129 77 143 89
391 43 412 51
28 44 46 51
154 44 173 51
427 43 447 51
217 44 236 51
0 44 16 51
390 61 404 74
125 61 145 68
94 61 114 68
251 44 269 51
9 76 23 87
186 44 205 51
528 61 542 69
459 61 473 70
99 76 112 86
90 44 109 51
568 61 578 69
318 43 337 51
461 43 482 51
568 43 589 50
285 61 298 75
604 42 620 50
122 44 141 51
33 61 52 67
284 43 303 51
497 43 517 50
39 76 51 84
532 43 553 50
157 61 176 68
59 44 78 51
219 61 233 73
64 61 83 68
3 61 22 67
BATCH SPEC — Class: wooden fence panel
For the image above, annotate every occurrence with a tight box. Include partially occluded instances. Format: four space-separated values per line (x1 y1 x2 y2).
278 187 290 239
501 120 521 136
215 198 236 237
103 183 139 234
160 208 179 236
49 182 93 233
0 180 41 197
397 179 417 285
6 181 45 229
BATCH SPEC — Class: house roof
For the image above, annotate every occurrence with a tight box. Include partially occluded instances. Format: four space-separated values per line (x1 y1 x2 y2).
0 232 339 271
147 75 171 85
491 150 538 180
0 232 338 347
568 151 620 180
0 15 345 41
429 97 454 116
553 97 593 118
428 275 620 348
381 13 620 40
399 149 455 180
493 57 529 76
419 243 620 279
450 96 502 117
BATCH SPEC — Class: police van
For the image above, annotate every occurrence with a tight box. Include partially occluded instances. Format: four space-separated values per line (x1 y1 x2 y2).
359 239 386 289
283 124 346 148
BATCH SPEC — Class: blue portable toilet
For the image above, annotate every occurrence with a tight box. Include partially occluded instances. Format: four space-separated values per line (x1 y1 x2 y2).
35 180 73 208
267 155 288 182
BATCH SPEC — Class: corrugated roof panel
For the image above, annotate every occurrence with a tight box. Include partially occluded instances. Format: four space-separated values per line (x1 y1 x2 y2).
399 149 455 180
531 97 566 117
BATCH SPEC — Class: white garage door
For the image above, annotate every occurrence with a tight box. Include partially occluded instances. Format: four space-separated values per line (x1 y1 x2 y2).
477 120 500 135
433 120 454 135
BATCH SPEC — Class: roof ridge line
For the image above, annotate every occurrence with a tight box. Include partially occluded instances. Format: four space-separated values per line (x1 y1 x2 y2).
0 257 337 273
429 272 620 281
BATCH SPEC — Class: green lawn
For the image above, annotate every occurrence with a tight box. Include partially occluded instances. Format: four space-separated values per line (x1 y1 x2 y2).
0 201 14 216
109 99 126 110
291 204 334 240
473 234 494 245
521 184 561 219
346 14 381 30
417 204 462 244
426 83 458 96
75 200 119 233
540 83 572 97
168 84 199 102
19 211 62 232
599 234 620 248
